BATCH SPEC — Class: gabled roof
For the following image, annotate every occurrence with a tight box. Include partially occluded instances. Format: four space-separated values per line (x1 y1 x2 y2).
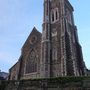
21 27 42 51
30 27 41 35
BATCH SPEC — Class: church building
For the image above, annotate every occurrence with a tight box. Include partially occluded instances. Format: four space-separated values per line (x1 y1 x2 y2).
9 0 86 80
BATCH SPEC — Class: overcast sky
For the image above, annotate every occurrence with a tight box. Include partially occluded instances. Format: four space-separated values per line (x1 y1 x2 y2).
0 0 90 72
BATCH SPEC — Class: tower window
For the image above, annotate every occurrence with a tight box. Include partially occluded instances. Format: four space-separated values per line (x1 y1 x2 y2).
66 8 72 25
51 11 54 22
51 8 59 23
56 10 58 20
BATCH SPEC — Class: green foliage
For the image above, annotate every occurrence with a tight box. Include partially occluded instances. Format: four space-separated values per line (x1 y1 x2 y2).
0 76 90 90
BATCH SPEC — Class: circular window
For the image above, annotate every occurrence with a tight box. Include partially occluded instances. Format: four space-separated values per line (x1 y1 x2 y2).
30 36 37 44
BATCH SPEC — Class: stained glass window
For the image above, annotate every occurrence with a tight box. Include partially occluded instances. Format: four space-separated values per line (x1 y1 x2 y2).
25 50 37 74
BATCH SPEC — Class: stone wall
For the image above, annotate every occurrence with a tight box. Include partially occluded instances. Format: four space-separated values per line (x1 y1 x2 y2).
9 61 20 80
0 77 90 90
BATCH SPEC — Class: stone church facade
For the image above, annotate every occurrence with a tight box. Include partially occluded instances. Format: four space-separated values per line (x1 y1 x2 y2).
9 0 86 80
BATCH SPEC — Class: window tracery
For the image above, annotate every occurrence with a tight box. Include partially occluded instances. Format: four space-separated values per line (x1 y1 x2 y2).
25 50 37 74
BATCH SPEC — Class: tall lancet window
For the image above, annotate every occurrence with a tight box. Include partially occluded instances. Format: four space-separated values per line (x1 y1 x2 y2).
52 48 57 61
51 10 54 22
25 50 37 74
51 8 59 23
56 10 58 20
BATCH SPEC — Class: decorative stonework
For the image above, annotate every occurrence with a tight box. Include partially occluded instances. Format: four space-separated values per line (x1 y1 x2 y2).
25 50 37 74
9 0 87 81
51 8 59 23
30 35 37 44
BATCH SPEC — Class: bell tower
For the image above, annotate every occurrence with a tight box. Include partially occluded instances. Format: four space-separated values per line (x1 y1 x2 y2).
49 0 68 77
41 0 86 78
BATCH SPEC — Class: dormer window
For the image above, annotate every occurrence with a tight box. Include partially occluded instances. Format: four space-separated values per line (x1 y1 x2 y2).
51 8 59 23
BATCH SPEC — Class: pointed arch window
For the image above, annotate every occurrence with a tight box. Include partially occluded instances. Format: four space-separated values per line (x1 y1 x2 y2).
52 48 57 61
25 50 37 74
55 9 58 20
51 8 59 23
51 10 54 22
